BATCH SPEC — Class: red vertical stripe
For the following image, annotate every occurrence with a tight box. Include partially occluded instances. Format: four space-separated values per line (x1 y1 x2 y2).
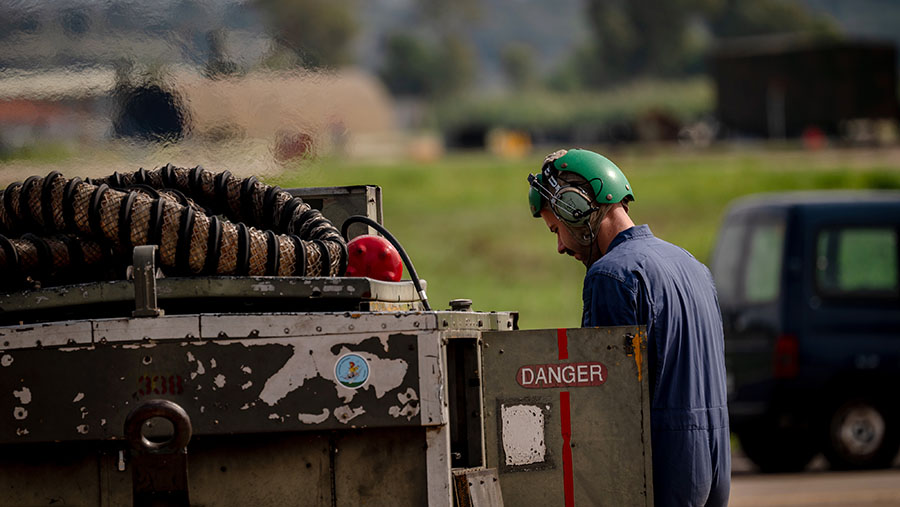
560 391 575 507
558 328 574 506
557 328 568 360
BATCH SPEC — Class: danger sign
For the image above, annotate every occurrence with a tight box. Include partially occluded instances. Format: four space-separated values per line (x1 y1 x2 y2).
516 362 607 389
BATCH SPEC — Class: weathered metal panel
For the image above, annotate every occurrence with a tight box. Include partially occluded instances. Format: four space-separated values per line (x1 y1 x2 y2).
0 319 93 349
187 433 333 506
426 425 453 507
0 433 337 506
94 315 200 343
434 311 517 332
0 277 425 323
333 427 428 506
0 442 107 506
418 331 445 426
453 468 504 507
481 326 653 506
288 185 382 239
0 325 445 444
199 312 437 340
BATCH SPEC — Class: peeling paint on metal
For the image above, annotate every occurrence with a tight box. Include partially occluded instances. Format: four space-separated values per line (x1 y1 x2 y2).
13 387 31 404
251 283 276 292
80 407 88 419
186 351 195 362
213 374 226 388
258 341 408 406
34 296 48 304
1 354 12 367
200 406 205 413
13 407 27 420
121 343 157 349
240 403 250 410
189 358 206 380
501 404 546 466
76 424 89 434
388 402 420 421
333 405 365 423
628 333 644 382
210 358 217 369
100 419 107 426
15 428 28 436
241 381 253 390
397 387 418 404
298 409 330 424
323 285 343 293
73 392 85 403
241 365 252 374
345 285 356 293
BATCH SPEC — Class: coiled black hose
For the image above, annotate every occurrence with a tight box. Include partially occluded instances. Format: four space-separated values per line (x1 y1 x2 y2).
0 165 348 289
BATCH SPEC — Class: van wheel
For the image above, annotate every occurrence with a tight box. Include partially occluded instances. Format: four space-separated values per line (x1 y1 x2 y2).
823 399 899 470
737 426 817 473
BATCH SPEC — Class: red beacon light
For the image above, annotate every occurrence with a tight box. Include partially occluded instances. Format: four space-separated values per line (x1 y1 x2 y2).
345 235 403 282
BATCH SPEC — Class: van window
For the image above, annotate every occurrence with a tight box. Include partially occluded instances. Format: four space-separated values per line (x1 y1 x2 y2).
711 222 747 304
743 222 785 303
816 228 899 297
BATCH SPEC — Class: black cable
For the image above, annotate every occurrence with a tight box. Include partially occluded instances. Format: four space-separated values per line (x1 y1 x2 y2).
341 215 431 312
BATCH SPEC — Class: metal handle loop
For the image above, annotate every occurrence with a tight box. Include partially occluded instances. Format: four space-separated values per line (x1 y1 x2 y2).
124 399 192 453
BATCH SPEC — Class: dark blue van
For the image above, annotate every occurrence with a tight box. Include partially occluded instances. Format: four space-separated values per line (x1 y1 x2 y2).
711 191 900 472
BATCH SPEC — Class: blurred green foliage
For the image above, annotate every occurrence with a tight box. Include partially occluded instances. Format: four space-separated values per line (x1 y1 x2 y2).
433 78 713 132
272 149 900 330
254 0 358 68
0 143 73 164
500 43 538 92
380 33 477 98
574 0 838 87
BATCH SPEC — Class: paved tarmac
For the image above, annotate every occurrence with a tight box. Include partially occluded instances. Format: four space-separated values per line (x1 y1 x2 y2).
730 452 900 506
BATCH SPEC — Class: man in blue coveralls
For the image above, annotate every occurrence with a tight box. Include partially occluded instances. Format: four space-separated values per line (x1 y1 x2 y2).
528 149 730 507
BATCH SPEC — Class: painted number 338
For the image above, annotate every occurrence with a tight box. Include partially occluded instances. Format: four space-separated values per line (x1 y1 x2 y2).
137 375 185 396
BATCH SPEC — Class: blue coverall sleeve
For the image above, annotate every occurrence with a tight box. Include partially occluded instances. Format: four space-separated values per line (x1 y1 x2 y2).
582 272 638 328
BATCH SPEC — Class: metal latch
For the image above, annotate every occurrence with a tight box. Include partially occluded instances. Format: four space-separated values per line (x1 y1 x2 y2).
124 399 192 507
132 245 164 318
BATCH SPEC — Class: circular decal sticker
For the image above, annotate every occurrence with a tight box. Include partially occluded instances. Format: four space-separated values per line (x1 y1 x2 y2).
335 353 369 389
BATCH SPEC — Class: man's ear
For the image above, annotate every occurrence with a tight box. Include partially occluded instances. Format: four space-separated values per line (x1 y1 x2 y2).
621 201 630 214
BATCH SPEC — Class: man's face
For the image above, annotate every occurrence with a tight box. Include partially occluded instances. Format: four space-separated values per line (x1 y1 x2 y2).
539 209 594 267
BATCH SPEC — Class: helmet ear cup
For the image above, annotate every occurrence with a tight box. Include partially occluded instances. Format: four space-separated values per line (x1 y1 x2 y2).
552 186 594 226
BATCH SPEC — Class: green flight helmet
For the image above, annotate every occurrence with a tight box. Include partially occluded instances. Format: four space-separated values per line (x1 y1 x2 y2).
528 149 635 219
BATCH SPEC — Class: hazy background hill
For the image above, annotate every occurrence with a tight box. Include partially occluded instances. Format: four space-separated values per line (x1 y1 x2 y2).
2 0 899 89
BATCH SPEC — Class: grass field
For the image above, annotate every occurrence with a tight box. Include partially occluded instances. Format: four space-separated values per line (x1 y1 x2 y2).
271 146 900 329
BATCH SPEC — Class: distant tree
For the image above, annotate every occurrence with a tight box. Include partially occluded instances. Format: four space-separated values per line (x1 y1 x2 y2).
254 0 358 68
708 0 839 38
379 34 434 97
61 6 91 38
501 43 537 91
204 30 240 78
378 32 476 99
579 0 839 86
432 35 476 97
